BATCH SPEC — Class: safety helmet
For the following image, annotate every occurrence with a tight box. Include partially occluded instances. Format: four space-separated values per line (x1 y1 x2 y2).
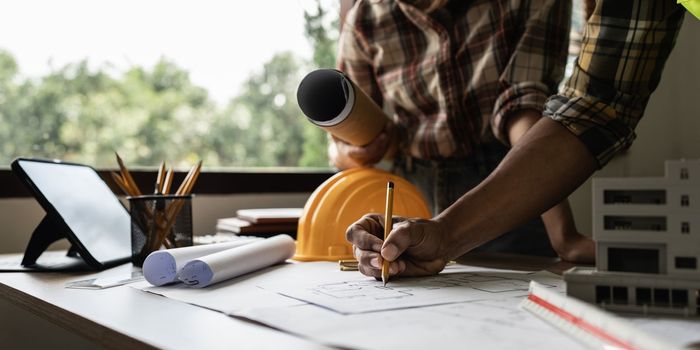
294 167 431 261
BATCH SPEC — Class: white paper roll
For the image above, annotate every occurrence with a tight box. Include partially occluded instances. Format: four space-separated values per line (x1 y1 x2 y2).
143 239 258 286
178 234 296 288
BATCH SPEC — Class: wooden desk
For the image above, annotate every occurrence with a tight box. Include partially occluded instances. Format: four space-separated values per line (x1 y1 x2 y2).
0 252 572 349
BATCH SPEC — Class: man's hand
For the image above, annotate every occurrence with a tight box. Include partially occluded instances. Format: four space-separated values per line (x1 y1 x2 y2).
329 123 395 169
345 214 450 279
553 231 595 264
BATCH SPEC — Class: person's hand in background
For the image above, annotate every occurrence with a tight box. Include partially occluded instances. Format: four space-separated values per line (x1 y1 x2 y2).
541 201 595 263
328 123 396 170
346 214 450 279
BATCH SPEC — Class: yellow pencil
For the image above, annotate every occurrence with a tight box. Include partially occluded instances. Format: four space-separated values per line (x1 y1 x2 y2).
382 181 394 286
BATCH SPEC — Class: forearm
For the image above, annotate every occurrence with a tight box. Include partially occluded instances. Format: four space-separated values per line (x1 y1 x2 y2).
507 110 581 244
436 117 597 258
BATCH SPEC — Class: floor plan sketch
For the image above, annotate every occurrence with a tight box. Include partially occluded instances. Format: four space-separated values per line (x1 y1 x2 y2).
275 271 559 314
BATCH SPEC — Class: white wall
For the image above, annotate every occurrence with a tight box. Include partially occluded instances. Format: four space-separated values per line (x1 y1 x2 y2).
568 13 700 236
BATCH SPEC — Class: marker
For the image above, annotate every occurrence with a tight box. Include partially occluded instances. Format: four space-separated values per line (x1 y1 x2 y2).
382 181 394 286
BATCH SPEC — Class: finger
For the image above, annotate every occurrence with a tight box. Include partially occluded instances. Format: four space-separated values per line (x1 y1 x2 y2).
386 260 402 276
346 133 388 161
358 262 382 278
345 214 385 251
354 248 382 269
381 220 427 261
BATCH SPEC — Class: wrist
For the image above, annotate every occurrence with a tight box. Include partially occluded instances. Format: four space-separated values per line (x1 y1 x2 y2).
434 212 473 260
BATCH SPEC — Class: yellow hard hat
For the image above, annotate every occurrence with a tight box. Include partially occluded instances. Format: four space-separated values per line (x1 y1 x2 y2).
294 167 431 261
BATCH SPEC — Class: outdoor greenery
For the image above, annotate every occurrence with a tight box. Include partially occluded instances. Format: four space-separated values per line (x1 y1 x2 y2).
0 1 337 169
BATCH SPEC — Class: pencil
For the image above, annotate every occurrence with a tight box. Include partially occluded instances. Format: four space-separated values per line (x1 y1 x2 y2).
155 161 166 194
162 167 174 194
110 172 132 195
382 181 394 286
115 152 142 196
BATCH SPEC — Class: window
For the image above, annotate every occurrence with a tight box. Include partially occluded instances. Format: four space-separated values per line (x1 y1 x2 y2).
612 286 628 304
680 168 689 180
653 289 670 307
681 195 690 207
675 257 697 269
672 289 689 308
0 1 339 170
682 222 690 234
636 287 652 306
608 247 660 274
603 190 666 205
603 216 666 232
596 285 611 304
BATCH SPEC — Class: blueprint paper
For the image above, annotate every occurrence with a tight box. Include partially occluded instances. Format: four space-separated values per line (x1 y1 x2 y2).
234 294 583 350
143 239 258 286
269 270 562 314
178 235 296 288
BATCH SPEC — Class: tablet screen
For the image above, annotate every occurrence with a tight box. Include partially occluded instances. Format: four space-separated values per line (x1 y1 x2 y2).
17 159 131 264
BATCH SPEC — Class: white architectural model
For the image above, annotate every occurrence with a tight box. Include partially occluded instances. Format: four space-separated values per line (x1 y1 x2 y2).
565 160 700 316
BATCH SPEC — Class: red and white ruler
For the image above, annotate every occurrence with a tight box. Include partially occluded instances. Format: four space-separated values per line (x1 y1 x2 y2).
521 281 673 350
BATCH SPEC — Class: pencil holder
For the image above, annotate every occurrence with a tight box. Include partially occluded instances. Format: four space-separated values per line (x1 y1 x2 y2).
128 194 193 267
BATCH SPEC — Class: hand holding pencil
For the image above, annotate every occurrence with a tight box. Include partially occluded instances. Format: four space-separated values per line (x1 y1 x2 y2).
381 181 394 286
345 198 450 280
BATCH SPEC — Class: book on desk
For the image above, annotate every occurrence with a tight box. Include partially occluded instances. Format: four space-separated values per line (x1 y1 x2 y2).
216 208 302 239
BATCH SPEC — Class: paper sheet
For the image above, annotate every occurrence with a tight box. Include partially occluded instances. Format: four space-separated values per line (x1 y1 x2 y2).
266 270 562 314
134 262 350 313
135 261 545 315
178 234 295 288
66 270 143 289
235 294 583 350
626 316 700 348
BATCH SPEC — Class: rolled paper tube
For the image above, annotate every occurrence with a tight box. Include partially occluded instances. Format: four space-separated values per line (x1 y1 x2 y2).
143 239 258 286
178 235 296 288
297 69 390 146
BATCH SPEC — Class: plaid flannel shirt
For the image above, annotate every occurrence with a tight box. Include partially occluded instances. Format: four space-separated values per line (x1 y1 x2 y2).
338 0 570 160
544 0 685 167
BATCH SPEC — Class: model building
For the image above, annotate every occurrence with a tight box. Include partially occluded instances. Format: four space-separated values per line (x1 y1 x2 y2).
565 160 700 316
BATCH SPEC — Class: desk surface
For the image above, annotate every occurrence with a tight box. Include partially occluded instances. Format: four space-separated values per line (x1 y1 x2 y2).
0 252 573 349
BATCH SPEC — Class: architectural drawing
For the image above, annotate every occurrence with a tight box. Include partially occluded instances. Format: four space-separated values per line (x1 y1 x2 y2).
276 271 558 314
313 273 532 302
565 159 700 317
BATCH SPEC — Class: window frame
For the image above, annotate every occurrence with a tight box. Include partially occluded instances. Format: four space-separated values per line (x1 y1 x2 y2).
0 168 335 198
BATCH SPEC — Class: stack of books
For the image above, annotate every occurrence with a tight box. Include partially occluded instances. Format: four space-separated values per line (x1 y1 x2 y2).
216 208 303 239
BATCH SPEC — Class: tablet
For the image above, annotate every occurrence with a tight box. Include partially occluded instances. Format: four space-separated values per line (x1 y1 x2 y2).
11 158 131 269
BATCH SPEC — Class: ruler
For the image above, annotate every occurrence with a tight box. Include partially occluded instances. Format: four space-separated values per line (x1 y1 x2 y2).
521 281 674 350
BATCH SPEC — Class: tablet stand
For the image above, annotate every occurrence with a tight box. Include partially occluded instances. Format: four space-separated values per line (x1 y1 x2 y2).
22 214 78 266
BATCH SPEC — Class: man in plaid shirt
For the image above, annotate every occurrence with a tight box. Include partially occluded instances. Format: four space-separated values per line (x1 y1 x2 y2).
346 0 685 278
336 0 592 265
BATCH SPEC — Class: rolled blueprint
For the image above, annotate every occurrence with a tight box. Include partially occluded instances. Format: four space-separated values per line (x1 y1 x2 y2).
143 239 258 286
178 234 296 288
297 69 390 146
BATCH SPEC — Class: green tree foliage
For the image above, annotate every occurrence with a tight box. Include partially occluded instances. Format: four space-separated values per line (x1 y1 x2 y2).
300 0 338 167
0 0 338 169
